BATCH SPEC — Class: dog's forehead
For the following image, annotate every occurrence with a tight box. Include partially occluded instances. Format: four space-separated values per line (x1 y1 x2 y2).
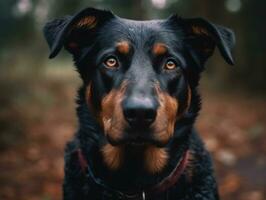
98 18 182 49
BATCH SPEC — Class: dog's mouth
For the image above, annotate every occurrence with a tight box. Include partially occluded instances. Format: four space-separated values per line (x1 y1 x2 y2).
102 113 172 148
106 130 168 148
127 138 148 146
125 136 153 147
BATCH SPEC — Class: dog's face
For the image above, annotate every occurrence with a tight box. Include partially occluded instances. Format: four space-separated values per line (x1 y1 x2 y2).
44 8 234 173
89 21 191 146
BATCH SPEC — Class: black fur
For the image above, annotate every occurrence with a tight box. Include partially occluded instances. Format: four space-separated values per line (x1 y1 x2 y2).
43 7 235 200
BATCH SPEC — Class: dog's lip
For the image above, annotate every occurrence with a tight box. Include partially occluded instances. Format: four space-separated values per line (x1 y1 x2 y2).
106 129 170 147
126 137 170 147
126 137 150 146
107 134 153 146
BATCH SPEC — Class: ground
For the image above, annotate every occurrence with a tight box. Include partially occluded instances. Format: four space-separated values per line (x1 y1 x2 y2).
0 66 265 200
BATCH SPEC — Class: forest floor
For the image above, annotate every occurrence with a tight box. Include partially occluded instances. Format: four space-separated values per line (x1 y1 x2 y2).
0 68 265 200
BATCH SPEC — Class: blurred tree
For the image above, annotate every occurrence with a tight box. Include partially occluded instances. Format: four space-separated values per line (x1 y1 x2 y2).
0 0 35 52
47 0 146 20
236 0 266 91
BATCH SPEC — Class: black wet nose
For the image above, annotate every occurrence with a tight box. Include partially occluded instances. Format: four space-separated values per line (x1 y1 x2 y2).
123 97 157 127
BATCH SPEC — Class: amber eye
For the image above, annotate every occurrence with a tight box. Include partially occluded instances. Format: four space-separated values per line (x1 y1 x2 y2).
164 59 177 70
104 57 119 69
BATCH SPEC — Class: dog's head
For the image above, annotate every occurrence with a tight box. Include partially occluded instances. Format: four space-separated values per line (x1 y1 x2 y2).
44 8 235 173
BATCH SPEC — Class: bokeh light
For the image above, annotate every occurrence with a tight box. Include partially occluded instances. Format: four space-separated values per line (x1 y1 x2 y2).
151 0 167 9
225 0 242 13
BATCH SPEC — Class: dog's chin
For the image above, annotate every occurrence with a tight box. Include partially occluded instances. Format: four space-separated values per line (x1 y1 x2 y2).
106 133 169 148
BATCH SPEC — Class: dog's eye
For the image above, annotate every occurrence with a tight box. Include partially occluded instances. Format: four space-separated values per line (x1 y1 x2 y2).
104 57 119 69
164 59 177 70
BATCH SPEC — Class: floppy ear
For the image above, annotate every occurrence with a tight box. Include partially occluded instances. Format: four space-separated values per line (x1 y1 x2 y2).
43 8 114 58
168 16 235 68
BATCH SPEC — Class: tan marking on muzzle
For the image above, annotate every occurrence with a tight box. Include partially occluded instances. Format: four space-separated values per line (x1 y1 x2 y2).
100 82 128 142
152 85 179 144
101 144 124 170
144 145 168 174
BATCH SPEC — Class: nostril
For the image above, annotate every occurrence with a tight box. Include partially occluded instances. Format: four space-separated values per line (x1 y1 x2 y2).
123 107 157 126
144 109 156 122
124 109 137 123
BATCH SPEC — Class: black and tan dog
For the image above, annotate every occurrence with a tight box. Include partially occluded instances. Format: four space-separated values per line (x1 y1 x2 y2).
43 7 235 200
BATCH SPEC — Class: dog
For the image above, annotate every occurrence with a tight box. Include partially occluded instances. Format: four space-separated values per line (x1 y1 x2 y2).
43 7 235 200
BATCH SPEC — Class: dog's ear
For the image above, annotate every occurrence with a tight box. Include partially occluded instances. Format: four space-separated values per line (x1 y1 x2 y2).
43 8 114 58
167 16 235 68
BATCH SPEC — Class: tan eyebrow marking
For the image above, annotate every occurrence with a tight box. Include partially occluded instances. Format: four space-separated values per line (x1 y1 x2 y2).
153 43 168 56
191 26 209 36
116 41 130 54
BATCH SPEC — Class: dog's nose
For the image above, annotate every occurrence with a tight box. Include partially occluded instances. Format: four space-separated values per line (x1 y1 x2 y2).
123 97 157 127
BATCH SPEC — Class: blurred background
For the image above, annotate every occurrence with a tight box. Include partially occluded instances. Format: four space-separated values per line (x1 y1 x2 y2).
0 0 265 200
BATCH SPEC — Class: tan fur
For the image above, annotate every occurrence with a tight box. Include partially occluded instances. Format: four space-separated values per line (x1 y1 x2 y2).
76 16 97 28
91 81 190 173
186 85 192 113
100 82 128 142
144 145 168 174
191 26 209 36
152 43 167 56
152 85 179 144
116 41 130 54
101 144 124 170
85 82 93 109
